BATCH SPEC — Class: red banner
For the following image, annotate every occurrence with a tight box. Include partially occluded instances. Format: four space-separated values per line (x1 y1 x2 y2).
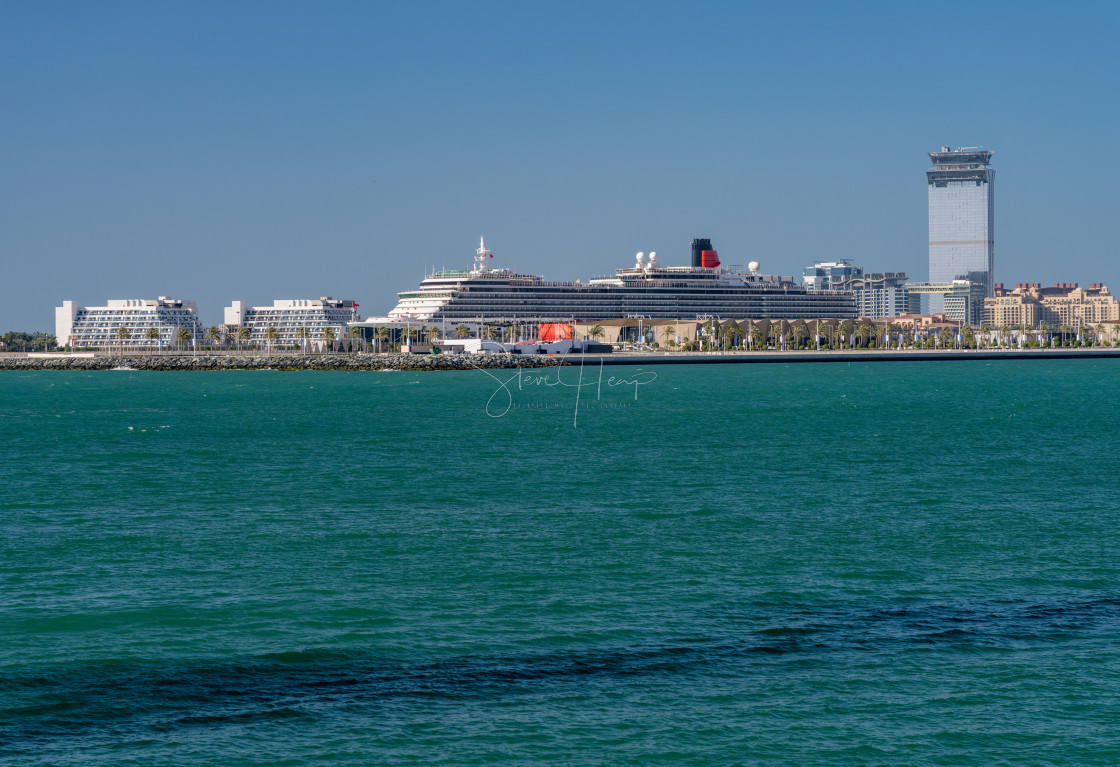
538 323 572 342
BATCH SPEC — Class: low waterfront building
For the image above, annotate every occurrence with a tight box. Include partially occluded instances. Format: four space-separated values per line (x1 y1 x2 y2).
56 297 203 350
573 318 876 348
984 282 1120 328
223 298 360 348
883 313 962 332
1103 320 1120 344
802 260 917 318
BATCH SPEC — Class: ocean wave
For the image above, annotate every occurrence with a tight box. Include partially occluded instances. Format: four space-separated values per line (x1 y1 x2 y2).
2 596 1118 749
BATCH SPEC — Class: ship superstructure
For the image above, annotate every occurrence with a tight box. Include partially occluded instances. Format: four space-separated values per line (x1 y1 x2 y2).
374 237 855 325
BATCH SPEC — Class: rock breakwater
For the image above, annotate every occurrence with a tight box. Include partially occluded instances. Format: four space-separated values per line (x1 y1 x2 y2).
0 353 569 372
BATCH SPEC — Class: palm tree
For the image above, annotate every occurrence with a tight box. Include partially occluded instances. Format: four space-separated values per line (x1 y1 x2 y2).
979 323 991 348
962 325 975 349
938 327 954 348
767 320 781 350
701 321 717 350
721 324 741 351
483 325 498 340
1058 324 1072 346
870 323 883 349
349 325 364 353
115 325 130 354
205 326 220 352
145 326 160 354
454 323 470 339
746 324 761 351
661 324 674 350
176 327 192 352
789 323 806 350
887 322 902 349
856 323 872 349
319 326 336 352
402 326 418 346
237 326 251 353
1096 323 1106 347
998 325 1011 348
265 326 279 353
590 324 605 342
296 326 310 352
425 326 442 346
376 326 390 352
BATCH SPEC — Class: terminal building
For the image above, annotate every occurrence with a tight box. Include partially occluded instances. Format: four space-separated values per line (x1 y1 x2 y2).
56 297 204 350
928 146 995 312
802 260 917 318
985 282 1120 327
223 298 360 348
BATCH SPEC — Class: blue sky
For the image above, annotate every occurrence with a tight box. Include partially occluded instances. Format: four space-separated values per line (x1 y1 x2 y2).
2 1 1118 329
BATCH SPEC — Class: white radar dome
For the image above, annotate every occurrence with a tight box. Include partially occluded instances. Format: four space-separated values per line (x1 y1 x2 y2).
748 261 760 274
635 252 645 264
648 252 657 262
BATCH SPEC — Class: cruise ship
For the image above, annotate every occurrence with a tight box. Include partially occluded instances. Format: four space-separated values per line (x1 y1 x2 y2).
363 237 855 326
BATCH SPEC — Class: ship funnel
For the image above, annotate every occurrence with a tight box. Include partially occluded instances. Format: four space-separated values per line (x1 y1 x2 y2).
691 239 709 268
691 237 719 269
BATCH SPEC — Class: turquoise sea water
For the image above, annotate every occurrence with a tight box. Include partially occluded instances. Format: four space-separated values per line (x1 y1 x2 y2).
2 360 1119 765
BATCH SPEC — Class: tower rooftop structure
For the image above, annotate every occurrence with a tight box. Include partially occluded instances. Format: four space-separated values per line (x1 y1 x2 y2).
927 147 993 184
928 146 993 165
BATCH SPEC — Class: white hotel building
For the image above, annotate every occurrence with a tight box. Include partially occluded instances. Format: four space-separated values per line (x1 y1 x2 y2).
56 297 204 350
223 298 360 348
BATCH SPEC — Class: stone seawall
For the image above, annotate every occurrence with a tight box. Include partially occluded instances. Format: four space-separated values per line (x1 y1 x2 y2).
0 353 569 372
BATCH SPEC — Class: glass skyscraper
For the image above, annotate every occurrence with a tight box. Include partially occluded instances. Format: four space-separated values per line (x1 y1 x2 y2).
927 146 994 313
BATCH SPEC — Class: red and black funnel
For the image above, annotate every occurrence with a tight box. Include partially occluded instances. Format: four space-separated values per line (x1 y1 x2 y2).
691 238 720 269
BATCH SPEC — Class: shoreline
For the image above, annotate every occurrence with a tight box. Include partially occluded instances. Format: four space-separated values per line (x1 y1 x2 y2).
589 348 1120 365
2 347 1120 371
0 352 565 371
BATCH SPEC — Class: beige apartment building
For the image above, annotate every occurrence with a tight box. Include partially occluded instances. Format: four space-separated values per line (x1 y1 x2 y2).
984 283 1120 327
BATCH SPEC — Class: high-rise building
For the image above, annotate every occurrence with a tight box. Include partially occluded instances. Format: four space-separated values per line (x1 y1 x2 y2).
927 146 994 313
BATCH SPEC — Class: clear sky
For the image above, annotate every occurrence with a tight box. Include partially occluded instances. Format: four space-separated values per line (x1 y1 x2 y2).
2 0 1118 330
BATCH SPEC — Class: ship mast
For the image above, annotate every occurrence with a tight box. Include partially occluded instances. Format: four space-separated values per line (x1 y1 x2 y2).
474 236 492 273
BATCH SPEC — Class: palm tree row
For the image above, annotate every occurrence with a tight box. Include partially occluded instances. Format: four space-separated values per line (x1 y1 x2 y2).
108 319 1120 354
104 323 384 354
